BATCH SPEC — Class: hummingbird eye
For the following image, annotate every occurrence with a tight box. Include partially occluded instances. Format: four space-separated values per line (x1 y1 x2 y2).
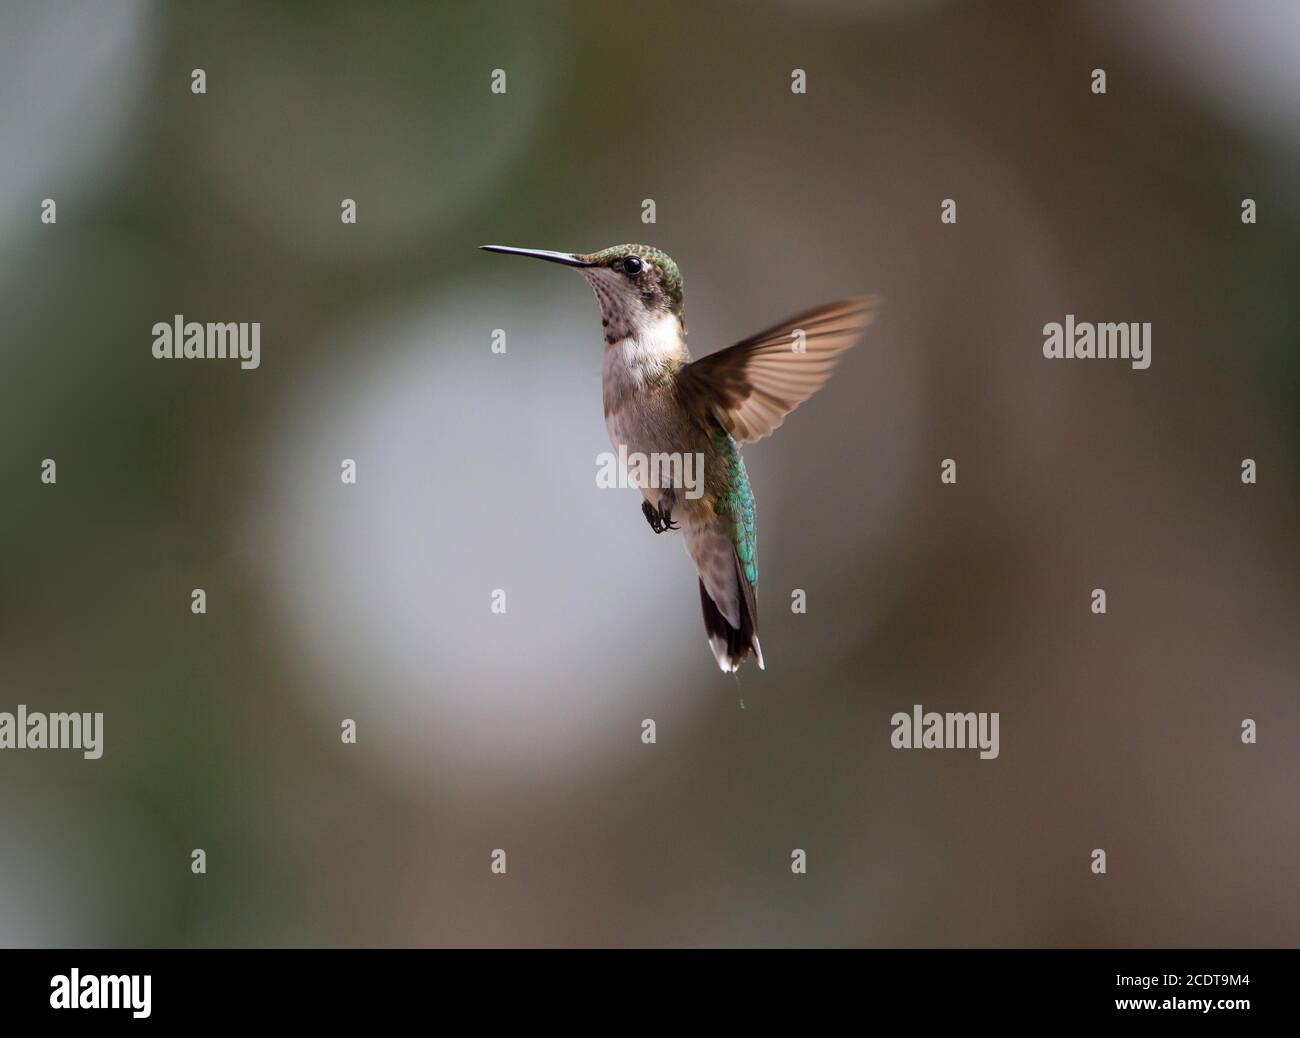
621 255 643 277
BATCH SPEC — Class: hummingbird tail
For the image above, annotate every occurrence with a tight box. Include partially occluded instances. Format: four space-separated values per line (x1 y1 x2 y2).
698 569 764 674
684 517 764 673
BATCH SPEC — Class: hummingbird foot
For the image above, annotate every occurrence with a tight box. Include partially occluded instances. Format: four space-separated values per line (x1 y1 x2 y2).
641 500 678 534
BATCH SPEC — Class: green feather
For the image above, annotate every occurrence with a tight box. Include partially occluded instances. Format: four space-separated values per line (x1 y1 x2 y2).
711 427 757 585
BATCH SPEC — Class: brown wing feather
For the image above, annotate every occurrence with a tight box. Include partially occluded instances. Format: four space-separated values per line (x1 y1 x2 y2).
676 296 879 443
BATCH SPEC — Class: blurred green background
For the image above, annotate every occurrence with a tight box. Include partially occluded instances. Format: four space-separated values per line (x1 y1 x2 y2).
1 0 1297 946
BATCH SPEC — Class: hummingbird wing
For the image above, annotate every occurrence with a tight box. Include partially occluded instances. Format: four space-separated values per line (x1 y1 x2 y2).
675 296 879 443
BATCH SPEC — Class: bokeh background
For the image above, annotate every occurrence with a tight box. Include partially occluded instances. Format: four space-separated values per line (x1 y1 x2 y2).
1 0 1296 947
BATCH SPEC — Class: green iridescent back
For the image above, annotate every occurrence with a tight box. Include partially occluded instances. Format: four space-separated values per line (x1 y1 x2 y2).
711 426 757 586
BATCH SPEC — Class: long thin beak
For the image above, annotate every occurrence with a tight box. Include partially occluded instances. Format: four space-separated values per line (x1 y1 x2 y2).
479 245 593 268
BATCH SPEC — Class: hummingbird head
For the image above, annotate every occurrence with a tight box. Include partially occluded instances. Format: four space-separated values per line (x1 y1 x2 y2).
481 243 684 344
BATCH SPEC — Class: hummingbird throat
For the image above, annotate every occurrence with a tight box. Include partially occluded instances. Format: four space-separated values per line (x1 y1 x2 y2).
581 267 668 345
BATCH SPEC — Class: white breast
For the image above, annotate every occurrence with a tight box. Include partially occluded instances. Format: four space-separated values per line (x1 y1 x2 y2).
606 308 682 387
602 312 687 490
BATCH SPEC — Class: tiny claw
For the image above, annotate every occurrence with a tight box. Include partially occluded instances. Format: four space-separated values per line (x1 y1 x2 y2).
641 499 677 534
642 499 667 534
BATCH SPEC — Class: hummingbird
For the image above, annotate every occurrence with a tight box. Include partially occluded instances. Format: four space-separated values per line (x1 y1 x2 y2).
482 243 878 672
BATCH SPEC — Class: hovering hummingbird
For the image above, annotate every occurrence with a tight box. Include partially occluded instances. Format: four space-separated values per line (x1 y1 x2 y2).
482 243 878 672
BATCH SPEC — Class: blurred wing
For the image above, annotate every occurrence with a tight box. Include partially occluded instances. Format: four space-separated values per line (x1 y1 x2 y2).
676 296 879 443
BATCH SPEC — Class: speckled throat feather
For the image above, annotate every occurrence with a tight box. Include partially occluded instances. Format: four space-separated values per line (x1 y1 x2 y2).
581 244 684 319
